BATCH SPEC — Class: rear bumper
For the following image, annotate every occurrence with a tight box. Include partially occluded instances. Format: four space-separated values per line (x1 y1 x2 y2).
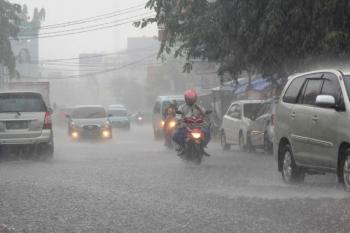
0 130 52 145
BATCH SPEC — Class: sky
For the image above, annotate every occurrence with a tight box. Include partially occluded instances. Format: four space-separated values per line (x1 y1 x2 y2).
11 0 157 60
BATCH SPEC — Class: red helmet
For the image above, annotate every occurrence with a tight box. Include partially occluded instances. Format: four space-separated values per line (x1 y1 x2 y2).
184 89 198 106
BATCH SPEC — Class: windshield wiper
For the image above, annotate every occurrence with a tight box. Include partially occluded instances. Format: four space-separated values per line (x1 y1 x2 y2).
0 111 21 116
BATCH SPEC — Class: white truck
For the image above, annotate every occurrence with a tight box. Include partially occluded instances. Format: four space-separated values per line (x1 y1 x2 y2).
3 81 51 107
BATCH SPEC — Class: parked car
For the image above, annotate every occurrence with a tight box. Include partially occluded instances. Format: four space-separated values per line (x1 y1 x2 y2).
0 91 54 159
67 105 112 140
247 98 278 153
152 96 185 139
274 69 350 190
107 105 130 130
220 100 265 151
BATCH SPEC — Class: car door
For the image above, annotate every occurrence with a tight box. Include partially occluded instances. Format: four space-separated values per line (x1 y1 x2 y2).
291 75 323 165
310 72 344 168
222 104 238 143
249 103 269 147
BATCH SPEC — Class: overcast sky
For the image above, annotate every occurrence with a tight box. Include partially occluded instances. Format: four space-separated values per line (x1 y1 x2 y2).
11 0 157 60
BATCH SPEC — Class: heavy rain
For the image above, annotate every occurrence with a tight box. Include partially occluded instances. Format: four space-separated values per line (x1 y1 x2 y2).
1 0 350 232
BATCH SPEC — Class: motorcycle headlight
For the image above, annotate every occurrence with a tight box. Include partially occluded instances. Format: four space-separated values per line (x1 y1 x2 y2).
71 131 79 139
102 130 111 138
191 132 201 139
160 120 165 127
169 121 176 128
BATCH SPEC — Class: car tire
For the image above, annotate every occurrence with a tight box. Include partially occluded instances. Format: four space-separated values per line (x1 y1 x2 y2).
281 144 304 183
340 149 350 192
221 131 231 151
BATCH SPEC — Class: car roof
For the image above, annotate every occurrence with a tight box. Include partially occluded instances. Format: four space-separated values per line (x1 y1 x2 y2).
288 69 347 81
109 104 126 109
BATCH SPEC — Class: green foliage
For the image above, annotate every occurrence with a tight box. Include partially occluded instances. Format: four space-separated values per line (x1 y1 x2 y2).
0 0 20 75
139 0 350 80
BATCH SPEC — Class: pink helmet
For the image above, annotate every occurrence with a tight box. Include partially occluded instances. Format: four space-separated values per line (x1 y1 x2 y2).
184 89 198 106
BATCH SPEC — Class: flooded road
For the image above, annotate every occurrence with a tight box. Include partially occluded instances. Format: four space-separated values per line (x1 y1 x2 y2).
0 125 349 233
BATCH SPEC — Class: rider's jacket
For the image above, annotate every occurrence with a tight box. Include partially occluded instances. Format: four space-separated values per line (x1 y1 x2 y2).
178 103 209 127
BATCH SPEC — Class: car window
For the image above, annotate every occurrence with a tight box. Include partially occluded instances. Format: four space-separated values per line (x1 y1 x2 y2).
0 93 47 113
153 102 160 114
283 77 306 103
301 79 323 106
72 107 106 119
244 103 263 120
321 73 342 101
255 103 270 119
228 104 241 119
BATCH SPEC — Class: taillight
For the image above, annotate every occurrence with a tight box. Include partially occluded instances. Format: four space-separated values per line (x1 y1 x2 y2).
43 112 52 129
271 114 275 126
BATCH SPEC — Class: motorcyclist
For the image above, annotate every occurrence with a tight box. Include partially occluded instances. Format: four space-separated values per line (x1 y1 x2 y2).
173 89 211 156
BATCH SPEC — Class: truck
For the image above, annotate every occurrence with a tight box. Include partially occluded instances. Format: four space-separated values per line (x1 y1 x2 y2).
3 81 51 107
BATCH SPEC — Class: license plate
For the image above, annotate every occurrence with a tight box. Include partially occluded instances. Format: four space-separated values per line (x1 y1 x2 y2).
6 121 28 130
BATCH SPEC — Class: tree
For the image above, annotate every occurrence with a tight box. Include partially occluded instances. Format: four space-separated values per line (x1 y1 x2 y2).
0 0 20 76
138 0 350 81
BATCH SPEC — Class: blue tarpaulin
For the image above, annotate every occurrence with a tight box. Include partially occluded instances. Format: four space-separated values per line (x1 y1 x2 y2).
234 78 271 95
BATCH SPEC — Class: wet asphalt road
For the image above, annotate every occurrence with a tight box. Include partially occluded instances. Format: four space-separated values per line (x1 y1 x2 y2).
0 124 350 233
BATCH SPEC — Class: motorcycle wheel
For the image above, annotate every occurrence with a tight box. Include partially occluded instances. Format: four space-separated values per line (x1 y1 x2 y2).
191 143 203 165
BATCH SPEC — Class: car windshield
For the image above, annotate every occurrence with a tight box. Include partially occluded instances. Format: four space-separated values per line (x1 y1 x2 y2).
244 103 263 120
108 109 127 117
72 107 106 119
0 93 46 113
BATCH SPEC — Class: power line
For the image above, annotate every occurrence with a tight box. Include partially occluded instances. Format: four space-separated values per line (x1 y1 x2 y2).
22 53 158 80
36 4 146 30
21 12 153 37
17 15 154 39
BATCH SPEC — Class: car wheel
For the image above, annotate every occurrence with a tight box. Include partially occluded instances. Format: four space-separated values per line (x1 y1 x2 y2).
342 151 350 192
239 133 246 152
221 131 231 151
281 144 304 183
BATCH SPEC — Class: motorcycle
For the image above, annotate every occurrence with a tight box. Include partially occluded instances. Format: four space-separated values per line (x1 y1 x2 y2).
164 116 177 149
135 115 144 126
176 110 212 165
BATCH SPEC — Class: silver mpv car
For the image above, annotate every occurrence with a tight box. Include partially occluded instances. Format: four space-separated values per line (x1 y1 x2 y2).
0 92 54 159
274 70 350 191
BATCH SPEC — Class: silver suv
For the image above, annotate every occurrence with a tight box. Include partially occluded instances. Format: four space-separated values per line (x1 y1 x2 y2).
0 92 54 159
274 70 350 190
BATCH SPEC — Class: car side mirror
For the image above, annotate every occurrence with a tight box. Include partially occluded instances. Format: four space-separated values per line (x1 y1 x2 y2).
205 110 213 115
176 110 183 115
315 95 336 108
66 114 71 119
108 114 113 117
